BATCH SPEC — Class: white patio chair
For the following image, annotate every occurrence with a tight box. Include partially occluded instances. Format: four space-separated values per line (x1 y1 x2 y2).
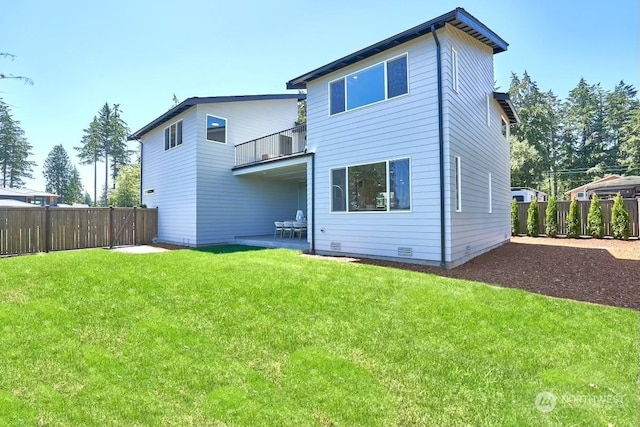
283 221 295 238
293 222 307 239
274 221 285 238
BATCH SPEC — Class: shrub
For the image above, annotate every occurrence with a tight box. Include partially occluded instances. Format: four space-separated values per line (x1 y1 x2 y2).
511 199 519 236
566 199 581 238
586 194 605 238
526 198 539 237
611 194 630 240
545 196 558 237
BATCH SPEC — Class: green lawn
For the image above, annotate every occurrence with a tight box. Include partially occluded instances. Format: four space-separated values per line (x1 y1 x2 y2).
0 246 638 426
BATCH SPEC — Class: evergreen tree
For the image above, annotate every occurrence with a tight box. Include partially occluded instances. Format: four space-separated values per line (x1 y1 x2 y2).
545 196 558 237
0 99 35 187
604 81 638 166
566 199 582 238
586 194 604 238
619 105 640 174
511 198 519 236
526 198 540 237
76 117 101 206
611 194 630 240
108 163 140 207
43 145 83 204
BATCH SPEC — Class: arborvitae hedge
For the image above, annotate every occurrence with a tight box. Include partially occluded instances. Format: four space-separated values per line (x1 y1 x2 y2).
611 194 630 240
545 196 558 237
566 199 581 238
587 194 604 238
526 198 539 237
511 199 519 236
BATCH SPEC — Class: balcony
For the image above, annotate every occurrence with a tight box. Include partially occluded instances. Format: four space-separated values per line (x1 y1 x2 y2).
235 124 306 167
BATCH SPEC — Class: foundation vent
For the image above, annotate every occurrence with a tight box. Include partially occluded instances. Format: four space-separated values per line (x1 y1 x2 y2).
397 247 413 257
330 242 342 251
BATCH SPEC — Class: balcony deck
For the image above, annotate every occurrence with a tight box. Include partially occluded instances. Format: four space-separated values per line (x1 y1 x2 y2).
235 124 306 167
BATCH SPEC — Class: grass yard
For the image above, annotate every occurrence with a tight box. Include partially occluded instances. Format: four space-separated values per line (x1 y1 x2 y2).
0 246 638 426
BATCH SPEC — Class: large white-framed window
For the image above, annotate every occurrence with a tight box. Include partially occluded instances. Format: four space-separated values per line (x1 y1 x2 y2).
164 120 183 151
328 53 409 116
330 158 411 213
451 47 459 93
206 114 227 143
488 172 492 213
455 156 462 212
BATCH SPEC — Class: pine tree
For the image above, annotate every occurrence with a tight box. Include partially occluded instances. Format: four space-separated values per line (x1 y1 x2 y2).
545 196 558 237
511 198 519 236
43 145 83 204
0 99 36 187
611 194 630 240
526 198 540 237
586 194 604 238
566 199 582 238
76 117 101 206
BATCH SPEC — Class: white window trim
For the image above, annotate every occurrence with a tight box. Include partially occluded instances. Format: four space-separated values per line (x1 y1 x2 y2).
327 52 409 116
501 116 510 141
206 114 228 144
451 47 459 93
329 157 412 214
164 120 183 151
486 93 491 126
455 156 462 212
488 172 492 213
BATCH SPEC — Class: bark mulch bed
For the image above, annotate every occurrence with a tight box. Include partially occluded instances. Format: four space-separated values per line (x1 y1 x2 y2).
359 237 640 311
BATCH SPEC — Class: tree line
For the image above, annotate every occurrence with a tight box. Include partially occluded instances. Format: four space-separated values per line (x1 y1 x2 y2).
509 72 639 198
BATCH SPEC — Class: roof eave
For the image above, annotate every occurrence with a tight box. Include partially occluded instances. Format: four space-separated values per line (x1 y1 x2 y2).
493 92 520 125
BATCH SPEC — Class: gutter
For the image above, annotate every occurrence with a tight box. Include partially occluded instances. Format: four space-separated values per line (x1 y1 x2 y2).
431 24 446 268
311 153 316 254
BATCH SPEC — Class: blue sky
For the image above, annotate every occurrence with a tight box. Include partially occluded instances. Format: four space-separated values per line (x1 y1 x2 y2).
1 0 638 199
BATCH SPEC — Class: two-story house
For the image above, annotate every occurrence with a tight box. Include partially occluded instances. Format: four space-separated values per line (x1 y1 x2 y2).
131 8 518 267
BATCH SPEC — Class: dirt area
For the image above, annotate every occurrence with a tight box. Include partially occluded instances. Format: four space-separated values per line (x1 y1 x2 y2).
112 245 168 254
360 237 640 311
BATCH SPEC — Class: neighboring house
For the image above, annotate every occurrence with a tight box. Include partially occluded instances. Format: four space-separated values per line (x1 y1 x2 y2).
0 199 39 208
0 187 58 206
564 175 621 200
584 176 640 199
511 187 547 202
132 8 519 268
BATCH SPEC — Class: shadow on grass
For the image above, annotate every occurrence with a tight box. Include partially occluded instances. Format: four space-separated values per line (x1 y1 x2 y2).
190 245 269 255
357 242 640 311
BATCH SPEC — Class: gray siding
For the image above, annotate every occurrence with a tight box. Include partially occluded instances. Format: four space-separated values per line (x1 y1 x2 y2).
195 99 301 245
307 35 443 262
442 25 511 265
141 108 198 245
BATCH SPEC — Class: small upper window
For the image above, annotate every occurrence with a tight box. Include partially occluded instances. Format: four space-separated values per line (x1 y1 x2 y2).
455 156 462 212
329 54 408 115
501 117 509 140
206 115 227 143
452 47 459 93
164 120 183 150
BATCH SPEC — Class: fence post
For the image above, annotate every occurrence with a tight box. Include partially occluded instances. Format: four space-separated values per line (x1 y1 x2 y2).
133 206 138 245
44 205 50 253
109 206 114 248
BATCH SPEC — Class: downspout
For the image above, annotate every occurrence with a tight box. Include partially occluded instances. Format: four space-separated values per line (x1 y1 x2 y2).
431 24 446 268
311 152 316 254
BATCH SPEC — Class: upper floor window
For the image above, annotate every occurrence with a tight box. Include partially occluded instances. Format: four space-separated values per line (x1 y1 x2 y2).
451 47 459 93
206 115 227 143
331 158 411 212
329 54 408 115
164 120 183 150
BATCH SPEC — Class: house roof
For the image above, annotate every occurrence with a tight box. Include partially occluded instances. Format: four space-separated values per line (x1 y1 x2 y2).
0 187 58 197
0 199 39 207
128 94 306 140
493 92 520 125
286 7 509 90
584 176 640 191
564 175 621 195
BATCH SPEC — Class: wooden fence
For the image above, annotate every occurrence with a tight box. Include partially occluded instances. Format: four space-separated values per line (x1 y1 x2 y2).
516 199 640 237
0 207 158 256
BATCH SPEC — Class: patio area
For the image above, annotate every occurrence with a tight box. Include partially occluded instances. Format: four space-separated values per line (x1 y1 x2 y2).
234 234 309 251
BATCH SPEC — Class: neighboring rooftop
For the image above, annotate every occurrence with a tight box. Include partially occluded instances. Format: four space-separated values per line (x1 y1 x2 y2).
129 94 306 140
0 187 58 197
564 175 621 195
584 176 640 191
287 7 509 90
